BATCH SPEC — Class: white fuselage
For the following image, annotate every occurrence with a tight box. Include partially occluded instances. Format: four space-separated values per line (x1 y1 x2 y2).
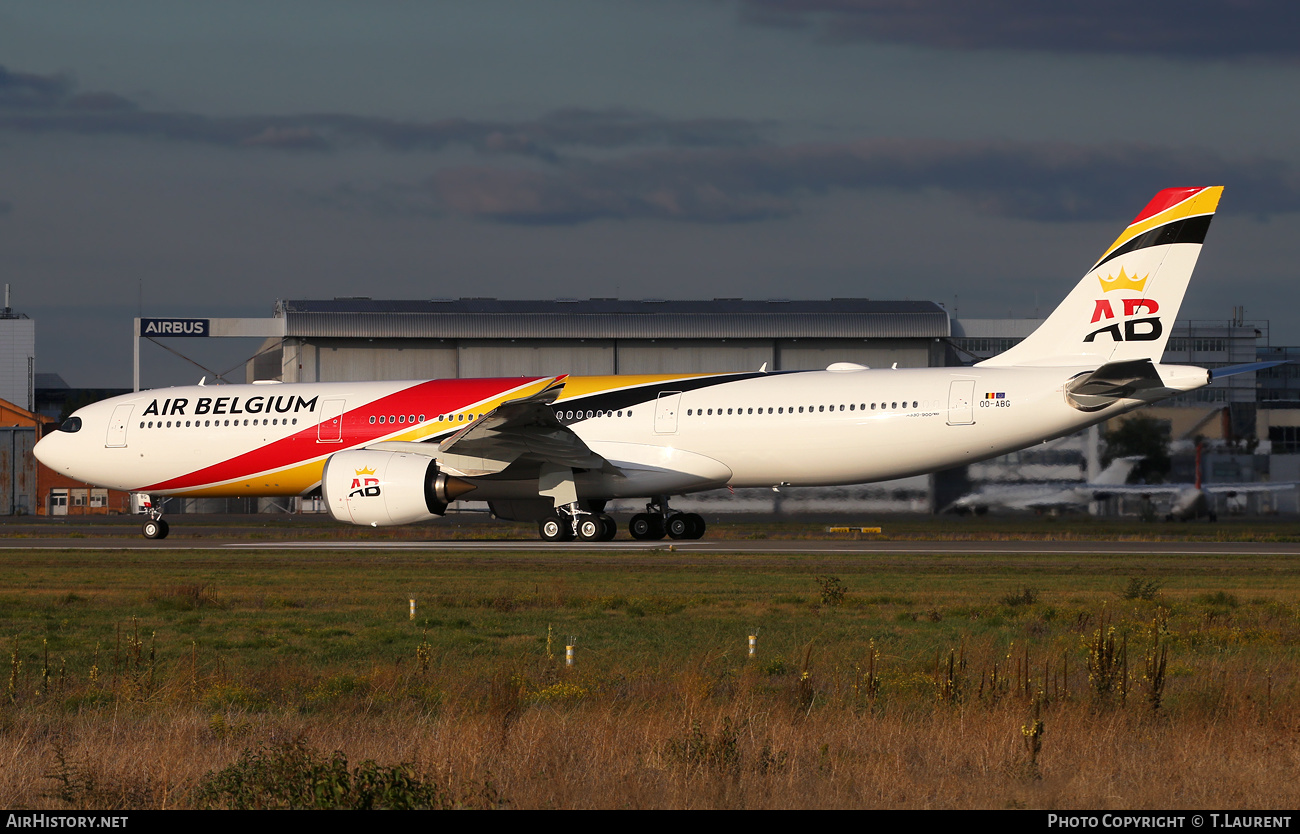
33 365 1156 503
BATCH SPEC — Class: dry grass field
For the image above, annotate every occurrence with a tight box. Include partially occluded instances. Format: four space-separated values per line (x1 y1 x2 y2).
1 525 1298 809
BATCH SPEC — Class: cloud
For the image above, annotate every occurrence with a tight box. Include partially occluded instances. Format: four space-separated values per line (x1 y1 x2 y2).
432 138 1300 224
736 0 1300 60
0 65 72 109
0 66 761 158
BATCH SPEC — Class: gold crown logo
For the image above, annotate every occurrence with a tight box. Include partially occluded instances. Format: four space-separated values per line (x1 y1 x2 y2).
354 466 377 476
1098 267 1148 293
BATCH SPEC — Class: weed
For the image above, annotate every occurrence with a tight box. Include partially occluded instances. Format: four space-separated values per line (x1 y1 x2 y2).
664 718 742 776
816 576 847 608
1087 619 1128 707
1001 587 1038 607
45 743 158 810
195 739 475 810
1143 639 1169 714
854 641 881 702
1123 578 1163 601
149 584 222 611
935 646 967 705
415 635 432 673
1196 591 1240 608
1019 698 1045 781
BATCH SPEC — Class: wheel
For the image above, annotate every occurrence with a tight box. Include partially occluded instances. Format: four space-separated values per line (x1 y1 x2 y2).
629 513 665 540
667 513 692 539
597 514 618 541
539 515 573 542
142 519 169 540
577 516 604 542
683 513 705 539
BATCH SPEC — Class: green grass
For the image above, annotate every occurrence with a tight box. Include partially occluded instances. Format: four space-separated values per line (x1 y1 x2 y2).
3 543 1300 808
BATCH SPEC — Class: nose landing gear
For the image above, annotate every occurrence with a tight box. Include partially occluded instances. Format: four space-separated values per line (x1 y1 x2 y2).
141 509 170 540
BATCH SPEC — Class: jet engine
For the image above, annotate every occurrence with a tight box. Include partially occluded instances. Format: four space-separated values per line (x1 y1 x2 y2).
321 449 475 527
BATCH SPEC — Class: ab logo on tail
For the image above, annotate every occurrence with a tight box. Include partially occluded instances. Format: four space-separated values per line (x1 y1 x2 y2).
1085 269 1160 343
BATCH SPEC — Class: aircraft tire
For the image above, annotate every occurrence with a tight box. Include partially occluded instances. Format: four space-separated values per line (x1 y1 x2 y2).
666 514 693 540
683 513 705 539
577 516 604 542
539 516 573 542
142 519 169 540
597 514 618 541
629 513 665 540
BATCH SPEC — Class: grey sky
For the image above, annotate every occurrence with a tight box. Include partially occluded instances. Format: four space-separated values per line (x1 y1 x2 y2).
2 1 1298 388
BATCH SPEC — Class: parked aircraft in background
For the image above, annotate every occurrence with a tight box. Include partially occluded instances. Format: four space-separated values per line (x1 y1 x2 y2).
943 457 1141 515
1095 444 1296 521
37 186 1274 541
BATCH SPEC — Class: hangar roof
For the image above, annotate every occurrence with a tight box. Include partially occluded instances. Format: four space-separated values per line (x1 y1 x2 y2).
277 298 950 340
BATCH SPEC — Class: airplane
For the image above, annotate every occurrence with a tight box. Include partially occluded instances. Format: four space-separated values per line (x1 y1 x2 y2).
1091 443 1296 521
35 186 1274 542
943 456 1141 515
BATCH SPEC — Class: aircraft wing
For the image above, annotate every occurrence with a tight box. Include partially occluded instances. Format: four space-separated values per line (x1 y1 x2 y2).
367 376 614 476
1092 482 1297 496
1201 482 1298 495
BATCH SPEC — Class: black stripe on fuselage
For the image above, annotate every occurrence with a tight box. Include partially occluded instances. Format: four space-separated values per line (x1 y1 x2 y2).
417 371 793 441
1093 215 1213 271
553 371 792 425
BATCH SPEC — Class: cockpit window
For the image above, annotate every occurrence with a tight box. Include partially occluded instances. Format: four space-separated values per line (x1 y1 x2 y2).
59 416 82 433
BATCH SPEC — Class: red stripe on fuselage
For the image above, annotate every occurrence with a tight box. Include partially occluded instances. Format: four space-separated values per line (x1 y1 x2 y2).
141 377 542 491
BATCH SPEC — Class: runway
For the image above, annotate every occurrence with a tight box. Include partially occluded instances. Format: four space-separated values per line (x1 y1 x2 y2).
4 535 1300 556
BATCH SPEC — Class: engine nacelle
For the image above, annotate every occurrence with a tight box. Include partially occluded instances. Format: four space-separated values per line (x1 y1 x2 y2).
322 449 472 527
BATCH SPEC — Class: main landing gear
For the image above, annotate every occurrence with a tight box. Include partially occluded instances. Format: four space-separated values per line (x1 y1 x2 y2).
629 497 705 541
538 504 618 542
535 497 706 542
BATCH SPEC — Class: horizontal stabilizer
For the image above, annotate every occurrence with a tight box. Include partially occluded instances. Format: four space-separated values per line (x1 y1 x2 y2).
1210 360 1288 381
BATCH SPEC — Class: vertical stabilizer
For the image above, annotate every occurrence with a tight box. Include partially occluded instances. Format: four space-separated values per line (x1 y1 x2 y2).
1092 456 1141 486
979 187 1222 368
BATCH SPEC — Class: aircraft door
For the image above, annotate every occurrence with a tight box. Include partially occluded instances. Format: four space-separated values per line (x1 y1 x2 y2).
654 392 682 434
105 404 134 447
946 380 975 426
317 398 346 442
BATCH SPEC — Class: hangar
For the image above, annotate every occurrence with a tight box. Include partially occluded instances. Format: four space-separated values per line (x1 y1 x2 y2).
246 298 952 384
131 297 950 516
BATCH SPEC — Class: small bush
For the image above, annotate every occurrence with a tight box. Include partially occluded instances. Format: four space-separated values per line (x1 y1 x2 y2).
664 719 741 776
195 740 467 810
1196 591 1239 608
1122 578 1162 601
1001 587 1038 607
816 576 847 608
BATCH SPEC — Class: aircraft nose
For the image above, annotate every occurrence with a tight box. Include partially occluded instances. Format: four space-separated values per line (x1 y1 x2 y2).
34 432 63 469
34 422 77 473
